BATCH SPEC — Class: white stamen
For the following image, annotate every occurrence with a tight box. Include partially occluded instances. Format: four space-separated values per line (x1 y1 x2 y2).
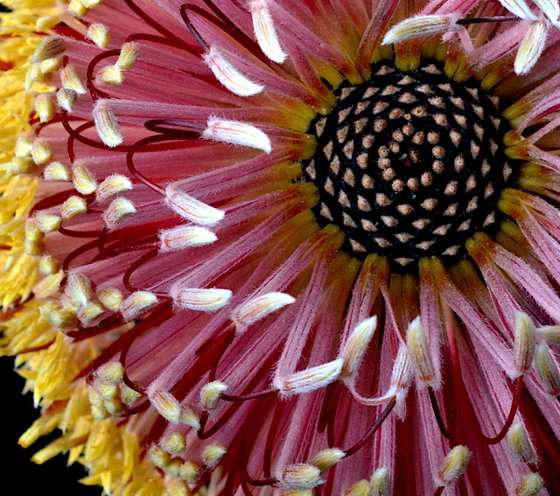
204 45 264 96
120 291 158 321
180 405 201 430
160 225 218 252
93 102 124 148
533 343 560 395
250 0 287 63
61 65 87 94
95 362 124 384
96 174 133 203
72 162 98 195
340 316 377 381
34 93 56 123
200 381 228 410
276 359 344 397
232 292 295 333
388 343 414 400
150 390 181 423
382 14 461 45
280 464 324 491
406 316 437 386
98 287 124 312
507 423 538 463
498 0 538 20
35 211 61 233
161 432 186 454
86 23 110 49
102 197 136 229
165 184 224 226
31 140 52 165
170 287 232 312
117 42 139 70
513 312 536 375
436 446 471 487
61 196 88 219
537 324 560 344
57 88 77 112
203 116 272 154
346 480 371 496
514 20 548 75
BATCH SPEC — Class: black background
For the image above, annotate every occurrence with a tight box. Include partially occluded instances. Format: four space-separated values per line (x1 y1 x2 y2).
0 358 99 495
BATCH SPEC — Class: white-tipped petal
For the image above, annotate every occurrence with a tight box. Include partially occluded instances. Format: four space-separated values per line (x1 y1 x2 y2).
151 390 181 423
203 116 272 154
159 225 218 252
507 423 538 463
232 292 295 332
514 20 548 75
96 174 133 203
204 45 264 96
165 185 224 226
93 102 123 148
103 197 136 229
370 467 391 496
382 14 460 45
120 291 158 321
498 0 538 20
200 381 228 410
281 464 323 491
406 316 437 386
341 316 377 380
514 473 545 496
250 0 287 63
276 359 344 397
170 287 232 312
436 445 471 486
514 312 536 375
534 343 560 395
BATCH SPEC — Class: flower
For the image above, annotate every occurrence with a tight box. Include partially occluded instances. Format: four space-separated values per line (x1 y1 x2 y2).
1 0 560 495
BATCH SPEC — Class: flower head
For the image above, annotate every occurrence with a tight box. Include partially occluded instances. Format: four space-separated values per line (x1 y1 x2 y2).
1 0 560 495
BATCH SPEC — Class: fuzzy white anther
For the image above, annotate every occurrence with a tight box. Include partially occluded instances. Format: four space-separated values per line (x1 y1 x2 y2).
170 286 232 312
72 162 97 195
96 361 124 384
345 480 371 496
533 342 560 395
150 390 181 423
159 225 218 252
537 324 560 344
165 185 225 226
61 64 87 94
120 291 158 321
507 423 538 464
61 196 88 219
33 37 65 63
200 381 228 410
388 343 414 404
86 23 110 49
35 211 61 233
370 467 391 496
96 174 133 203
406 316 437 387
203 116 272 153
280 463 324 491
514 312 536 375
117 42 139 70
513 472 545 496
340 316 377 381
161 432 186 454
436 445 471 487
34 93 56 123
232 292 295 333
65 272 93 308
93 102 123 148
514 20 549 75
275 359 344 397
382 14 461 45
57 88 77 112
179 405 201 430
201 442 227 468
204 45 264 96
310 448 346 472
250 0 287 63
103 197 136 229
31 140 52 165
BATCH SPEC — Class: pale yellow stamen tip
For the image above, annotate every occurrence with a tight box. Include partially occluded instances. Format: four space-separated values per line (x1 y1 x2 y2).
507 423 538 464
341 316 377 380
96 174 133 202
93 103 124 148
514 312 536 375
39 302 77 329
99 64 124 85
98 287 124 311
406 316 437 386
117 42 140 70
370 467 391 496
345 480 371 496
78 302 106 324
232 292 296 332
149 445 171 469
179 405 201 430
281 463 324 491
68 0 87 17
57 88 77 112
61 65 87 94
200 381 228 410
87 23 110 49
72 162 98 195
31 140 52 165
121 291 158 321
96 362 124 384
35 212 62 233
33 271 64 298
34 94 56 123
61 196 88 219
437 445 471 486
161 432 186 454
103 197 136 229
310 448 346 472
33 37 65 63
39 255 59 275
533 342 560 395
179 461 200 483
65 272 93 308
150 390 181 423
44 162 70 182
514 473 545 496
201 442 227 468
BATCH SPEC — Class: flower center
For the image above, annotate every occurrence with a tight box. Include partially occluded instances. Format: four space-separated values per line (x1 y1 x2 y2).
302 59 515 271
